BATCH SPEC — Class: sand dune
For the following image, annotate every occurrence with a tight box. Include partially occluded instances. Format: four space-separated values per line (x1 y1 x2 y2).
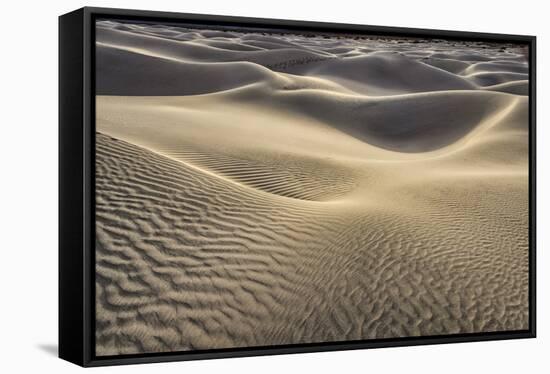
97 88 520 153
96 44 286 96
96 25 334 66
481 80 529 95
293 52 477 95
421 57 472 74
466 71 529 86
96 21 528 97
94 19 530 355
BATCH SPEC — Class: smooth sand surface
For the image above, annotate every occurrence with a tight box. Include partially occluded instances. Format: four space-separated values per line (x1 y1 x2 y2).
94 20 529 355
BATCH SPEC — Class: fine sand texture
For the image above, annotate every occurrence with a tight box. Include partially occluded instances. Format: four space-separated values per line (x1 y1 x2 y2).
94 19 530 356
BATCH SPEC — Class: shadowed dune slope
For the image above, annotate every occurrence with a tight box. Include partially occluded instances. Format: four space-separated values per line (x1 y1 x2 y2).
223 86 519 152
96 44 351 96
295 52 477 94
97 87 519 154
481 80 529 95
467 72 529 87
96 21 529 96
96 44 284 96
96 25 334 68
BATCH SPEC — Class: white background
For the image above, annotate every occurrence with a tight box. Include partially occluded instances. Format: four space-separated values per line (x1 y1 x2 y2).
0 0 546 372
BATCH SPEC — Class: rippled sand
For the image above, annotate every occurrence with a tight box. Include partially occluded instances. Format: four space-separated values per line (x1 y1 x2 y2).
94 19 529 355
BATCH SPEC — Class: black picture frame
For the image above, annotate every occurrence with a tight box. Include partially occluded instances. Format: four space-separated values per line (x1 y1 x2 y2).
59 6 537 367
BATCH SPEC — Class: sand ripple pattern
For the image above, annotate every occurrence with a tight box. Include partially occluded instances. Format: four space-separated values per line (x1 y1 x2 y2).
163 148 357 201
94 20 530 356
96 133 528 355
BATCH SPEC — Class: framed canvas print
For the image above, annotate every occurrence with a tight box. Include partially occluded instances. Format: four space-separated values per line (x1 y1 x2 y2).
59 7 536 367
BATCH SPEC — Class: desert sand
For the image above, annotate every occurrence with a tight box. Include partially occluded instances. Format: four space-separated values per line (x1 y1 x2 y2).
94 19 529 355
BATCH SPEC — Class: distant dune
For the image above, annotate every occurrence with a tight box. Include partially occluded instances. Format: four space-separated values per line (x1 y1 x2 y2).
94 19 530 356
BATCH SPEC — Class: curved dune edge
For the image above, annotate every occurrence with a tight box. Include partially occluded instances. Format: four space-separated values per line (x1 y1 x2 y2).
99 132 358 203
481 80 529 96
165 147 358 202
